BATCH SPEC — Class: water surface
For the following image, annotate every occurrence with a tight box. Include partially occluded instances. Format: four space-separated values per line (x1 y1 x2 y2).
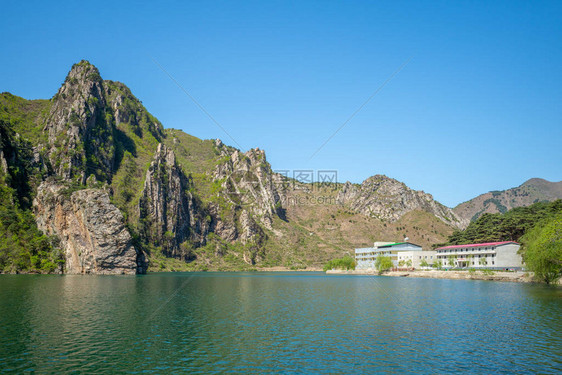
0 272 561 373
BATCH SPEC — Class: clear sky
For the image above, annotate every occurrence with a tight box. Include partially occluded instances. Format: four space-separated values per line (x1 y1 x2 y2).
1 0 561 207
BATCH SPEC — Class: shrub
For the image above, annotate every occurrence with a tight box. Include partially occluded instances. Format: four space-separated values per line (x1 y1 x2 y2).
375 255 393 274
323 255 356 271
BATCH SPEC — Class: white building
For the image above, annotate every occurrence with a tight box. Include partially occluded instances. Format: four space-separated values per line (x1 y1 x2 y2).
355 242 422 270
397 251 437 269
435 241 523 270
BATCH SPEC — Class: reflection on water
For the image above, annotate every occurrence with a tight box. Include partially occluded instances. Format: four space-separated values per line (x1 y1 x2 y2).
0 273 561 373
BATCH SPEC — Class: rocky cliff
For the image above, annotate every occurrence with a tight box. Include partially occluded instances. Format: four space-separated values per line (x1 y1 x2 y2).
43 61 165 184
139 143 210 259
213 143 284 229
454 178 562 222
45 62 115 182
205 143 285 264
337 175 468 228
33 181 144 274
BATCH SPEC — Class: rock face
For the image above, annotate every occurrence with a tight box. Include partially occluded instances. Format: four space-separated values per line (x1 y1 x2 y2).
337 175 468 229
34 181 144 274
45 61 115 182
213 146 284 229
139 143 209 259
44 60 164 184
212 145 284 244
454 178 562 222
30 60 168 273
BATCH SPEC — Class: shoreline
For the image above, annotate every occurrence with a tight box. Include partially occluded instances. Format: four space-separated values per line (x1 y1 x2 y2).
0 267 326 275
326 269 538 283
255 266 323 272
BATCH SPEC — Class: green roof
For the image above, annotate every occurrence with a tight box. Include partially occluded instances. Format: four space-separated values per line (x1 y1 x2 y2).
381 242 405 247
378 242 420 248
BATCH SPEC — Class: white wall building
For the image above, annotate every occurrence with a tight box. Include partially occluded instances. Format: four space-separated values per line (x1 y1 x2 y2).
435 241 523 270
355 242 422 270
397 251 437 269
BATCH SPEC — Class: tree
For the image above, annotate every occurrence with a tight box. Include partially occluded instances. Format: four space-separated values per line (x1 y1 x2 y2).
375 255 393 274
478 257 487 267
447 255 455 268
520 215 562 284
323 255 356 272
420 259 429 268
398 259 405 267
466 254 474 267
433 260 443 270
442 200 562 246
406 259 412 268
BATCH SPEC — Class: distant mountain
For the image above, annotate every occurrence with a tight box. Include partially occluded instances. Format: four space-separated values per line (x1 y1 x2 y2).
337 175 468 228
454 178 562 222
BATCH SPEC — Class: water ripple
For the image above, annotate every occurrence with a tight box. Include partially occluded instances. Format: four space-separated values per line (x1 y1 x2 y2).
0 273 560 373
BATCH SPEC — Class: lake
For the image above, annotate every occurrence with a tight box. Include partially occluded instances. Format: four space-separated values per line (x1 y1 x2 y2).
0 272 560 373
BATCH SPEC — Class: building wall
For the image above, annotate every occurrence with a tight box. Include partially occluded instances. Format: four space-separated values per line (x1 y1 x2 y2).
355 243 422 269
495 244 523 270
435 243 523 270
397 251 437 268
355 247 377 270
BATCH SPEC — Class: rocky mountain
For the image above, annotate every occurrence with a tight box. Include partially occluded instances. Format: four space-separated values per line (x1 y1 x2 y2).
337 175 468 228
454 178 562 222
0 60 474 274
139 143 210 259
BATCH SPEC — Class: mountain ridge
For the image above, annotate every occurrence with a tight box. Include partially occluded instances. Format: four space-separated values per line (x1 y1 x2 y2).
454 178 562 223
0 60 510 273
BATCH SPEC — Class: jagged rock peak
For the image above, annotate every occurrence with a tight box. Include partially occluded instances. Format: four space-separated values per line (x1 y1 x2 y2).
45 60 114 182
155 142 176 165
68 60 102 83
337 174 468 228
213 146 283 230
139 143 210 258
52 60 104 105
43 60 166 183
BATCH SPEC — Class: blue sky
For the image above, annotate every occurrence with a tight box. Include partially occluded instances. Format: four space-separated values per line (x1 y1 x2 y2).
1 0 561 207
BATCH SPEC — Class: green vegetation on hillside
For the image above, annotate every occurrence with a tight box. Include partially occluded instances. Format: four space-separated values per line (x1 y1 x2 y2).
103 80 166 241
440 200 562 246
520 215 562 284
0 190 64 273
0 120 63 273
0 92 51 145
